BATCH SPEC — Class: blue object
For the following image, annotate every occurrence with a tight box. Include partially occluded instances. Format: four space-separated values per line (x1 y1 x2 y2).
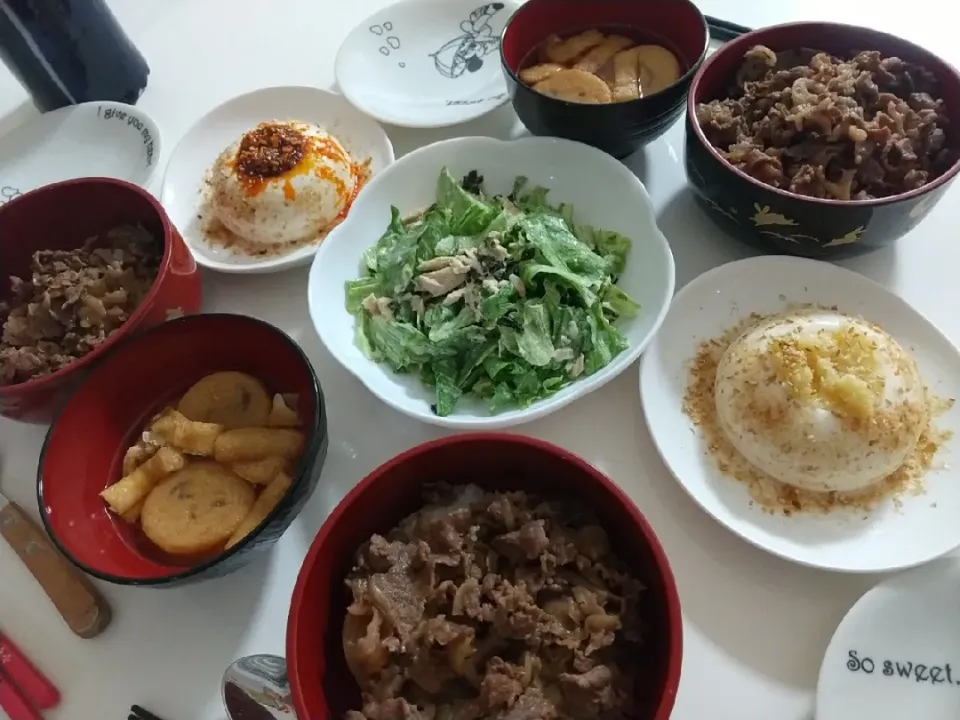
0 0 149 112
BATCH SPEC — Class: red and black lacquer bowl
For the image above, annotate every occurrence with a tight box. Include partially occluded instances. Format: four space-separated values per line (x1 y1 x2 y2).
0 177 202 421
287 433 683 720
500 0 709 158
686 22 960 258
38 313 328 587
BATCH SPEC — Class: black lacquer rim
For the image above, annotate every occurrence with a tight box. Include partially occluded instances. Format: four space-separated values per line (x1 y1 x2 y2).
36 313 327 587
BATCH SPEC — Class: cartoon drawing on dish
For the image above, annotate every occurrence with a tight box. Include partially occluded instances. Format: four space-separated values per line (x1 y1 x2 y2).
0 185 22 206
369 21 404 66
823 225 865 247
430 3 505 79
446 93 506 106
752 204 798 227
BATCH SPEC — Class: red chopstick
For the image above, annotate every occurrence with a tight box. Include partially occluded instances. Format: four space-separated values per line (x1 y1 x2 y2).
0 631 60 709
0 668 43 720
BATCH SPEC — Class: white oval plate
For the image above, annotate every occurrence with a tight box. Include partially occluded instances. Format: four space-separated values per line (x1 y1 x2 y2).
160 86 395 274
307 135 675 429
817 557 960 720
335 0 516 128
639 256 960 573
0 101 159 206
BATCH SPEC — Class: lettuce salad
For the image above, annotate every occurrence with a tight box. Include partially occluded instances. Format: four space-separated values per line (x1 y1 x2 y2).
344 169 640 416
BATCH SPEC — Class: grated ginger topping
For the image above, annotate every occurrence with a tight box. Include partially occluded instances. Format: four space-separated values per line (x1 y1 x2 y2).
769 325 883 421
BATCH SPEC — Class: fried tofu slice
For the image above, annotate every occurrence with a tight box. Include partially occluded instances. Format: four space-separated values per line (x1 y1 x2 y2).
100 446 187 515
150 408 223 456
230 456 285 485
519 62 564 85
225 471 292 550
613 46 643 102
574 35 633 74
635 44 683 95
213 427 304 463
534 68 613 104
544 29 605 64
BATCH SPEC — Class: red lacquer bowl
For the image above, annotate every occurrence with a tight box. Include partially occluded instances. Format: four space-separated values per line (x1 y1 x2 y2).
287 434 683 719
38 314 329 587
501 0 709 158
0 177 202 421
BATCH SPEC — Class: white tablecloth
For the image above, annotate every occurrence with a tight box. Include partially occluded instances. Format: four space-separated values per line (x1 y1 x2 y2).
0 1 956 718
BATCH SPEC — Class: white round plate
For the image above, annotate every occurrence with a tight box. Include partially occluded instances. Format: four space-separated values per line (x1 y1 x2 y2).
307 135 675 429
0 101 159 206
817 557 960 719
335 0 516 128
639 255 960 573
160 86 395 274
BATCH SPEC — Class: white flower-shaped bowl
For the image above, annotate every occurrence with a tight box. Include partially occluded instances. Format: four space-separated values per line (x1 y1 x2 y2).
307 136 675 429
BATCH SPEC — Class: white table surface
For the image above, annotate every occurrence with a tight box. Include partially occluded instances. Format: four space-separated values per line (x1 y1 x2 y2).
0 1 957 719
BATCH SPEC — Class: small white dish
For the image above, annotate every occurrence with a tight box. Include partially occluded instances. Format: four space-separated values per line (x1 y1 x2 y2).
335 0 516 128
639 255 960 573
0 101 159 206
817 557 960 720
307 135 675 429
160 86 395 275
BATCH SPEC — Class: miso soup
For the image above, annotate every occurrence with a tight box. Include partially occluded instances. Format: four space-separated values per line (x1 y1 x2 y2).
519 26 687 104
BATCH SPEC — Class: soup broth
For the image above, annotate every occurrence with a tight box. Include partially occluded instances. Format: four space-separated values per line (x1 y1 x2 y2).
518 25 687 104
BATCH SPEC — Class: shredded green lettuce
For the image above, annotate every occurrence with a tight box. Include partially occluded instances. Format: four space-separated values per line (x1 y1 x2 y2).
344 169 641 416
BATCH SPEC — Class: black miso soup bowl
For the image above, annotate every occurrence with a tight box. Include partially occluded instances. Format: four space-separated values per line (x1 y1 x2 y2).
500 0 709 159
686 21 960 259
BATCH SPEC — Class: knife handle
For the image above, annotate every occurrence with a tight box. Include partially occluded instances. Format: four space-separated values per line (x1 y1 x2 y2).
0 671 43 720
0 501 112 639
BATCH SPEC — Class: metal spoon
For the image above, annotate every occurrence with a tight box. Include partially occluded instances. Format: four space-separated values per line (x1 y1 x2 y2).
222 654 296 720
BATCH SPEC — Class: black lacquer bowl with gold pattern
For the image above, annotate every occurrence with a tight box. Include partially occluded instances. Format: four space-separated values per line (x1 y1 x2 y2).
685 21 960 259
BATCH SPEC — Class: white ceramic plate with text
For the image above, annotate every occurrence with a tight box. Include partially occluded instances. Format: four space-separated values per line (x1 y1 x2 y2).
0 101 160 207
335 0 516 128
160 86 395 274
639 256 960 573
817 558 960 720
307 136 675 429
